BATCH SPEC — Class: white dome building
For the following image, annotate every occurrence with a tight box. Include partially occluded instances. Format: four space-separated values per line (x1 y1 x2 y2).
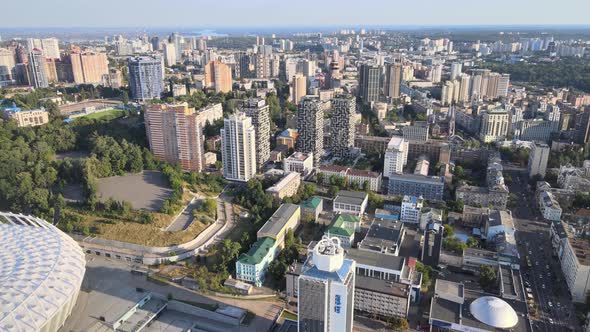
470 296 518 329
0 212 86 332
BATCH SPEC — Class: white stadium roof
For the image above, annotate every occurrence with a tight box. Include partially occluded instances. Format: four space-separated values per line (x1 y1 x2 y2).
469 296 518 329
0 212 86 332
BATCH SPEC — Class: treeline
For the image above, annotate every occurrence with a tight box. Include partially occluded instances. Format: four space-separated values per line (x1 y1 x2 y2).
481 58 590 93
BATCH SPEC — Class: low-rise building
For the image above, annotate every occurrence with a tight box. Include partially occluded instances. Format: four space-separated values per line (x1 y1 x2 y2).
484 210 515 240
256 203 301 246
400 195 423 224
2 106 49 127
456 184 509 210
276 128 298 149
235 237 278 287
358 219 404 256
203 152 217 166
265 172 301 200
318 165 382 192
300 196 323 222
388 174 444 201
283 151 313 177
325 214 360 247
539 190 562 222
461 205 490 228
333 190 369 216
429 279 528 332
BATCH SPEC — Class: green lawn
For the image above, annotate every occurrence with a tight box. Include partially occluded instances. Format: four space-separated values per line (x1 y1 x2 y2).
281 310 298 321
82 109 126 121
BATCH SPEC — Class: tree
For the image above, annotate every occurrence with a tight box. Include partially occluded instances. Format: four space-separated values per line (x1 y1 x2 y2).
443 224 455 238
368 192 384 210
328 186 339 198
443 237 466 254
315 172 324 184
217 239 241 270
466 237 479 248
479 265 497 290
199 198 218 218
121 91 129 105
387 316 409 331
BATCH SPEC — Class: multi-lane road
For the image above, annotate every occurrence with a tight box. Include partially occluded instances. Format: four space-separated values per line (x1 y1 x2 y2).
505 167 578 332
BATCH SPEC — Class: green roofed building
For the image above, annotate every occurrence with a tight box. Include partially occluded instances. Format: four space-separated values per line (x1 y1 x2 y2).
325 214 360 248
236 237 278 287
300 196 323 221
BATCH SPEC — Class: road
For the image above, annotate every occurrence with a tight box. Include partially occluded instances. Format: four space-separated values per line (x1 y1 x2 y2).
505 167 578 332
165 195 200 231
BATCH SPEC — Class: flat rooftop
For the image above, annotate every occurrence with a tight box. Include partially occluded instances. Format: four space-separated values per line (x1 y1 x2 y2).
355 275 410 298
257 203 300 240
346 248 405 272
334 190 368 206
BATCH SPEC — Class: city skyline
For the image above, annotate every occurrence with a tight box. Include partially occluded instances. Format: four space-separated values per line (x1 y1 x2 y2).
2 0 590 28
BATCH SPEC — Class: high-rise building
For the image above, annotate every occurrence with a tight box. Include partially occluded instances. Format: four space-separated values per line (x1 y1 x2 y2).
291 74 307 104
577 108 590 144
358 64 380 104
27 38 60 59
163 42 177 66
479 108 509 143
385 62 402 99
384 136 408 177
240 99 270 171
297 97 325 166
255 54 271 78
234 52 251 78
450 62 462 80
204 61 232 93
331 95 356 158
144 103 205 172
150 36 160 51
458 74 471 103
298 237 355 332
27 49 48 88
128 55 164 101
70 51 109 84
528 142 550 179
0 48 16 81
221 112 257 182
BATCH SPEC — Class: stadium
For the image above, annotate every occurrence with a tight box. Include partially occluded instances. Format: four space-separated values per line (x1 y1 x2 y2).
0 212 86 332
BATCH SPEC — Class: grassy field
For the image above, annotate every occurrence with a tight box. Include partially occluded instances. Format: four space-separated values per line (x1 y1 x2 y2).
67 191 210 246
82 108 126 121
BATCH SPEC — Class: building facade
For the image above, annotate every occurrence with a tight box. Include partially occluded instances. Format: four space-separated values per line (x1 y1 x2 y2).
331 95 356 158
144 103 205 172
298 237 356 332
401 195 423 224
204 60 232 93
128 55 164 101
221 112 257 181
528 142 550 179
358 63 380 104
297 97 325 166
388 174 444 201
240 99 270 171
384 136 409 177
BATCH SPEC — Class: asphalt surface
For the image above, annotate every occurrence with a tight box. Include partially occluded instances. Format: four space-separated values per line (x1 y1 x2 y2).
505 167 579 332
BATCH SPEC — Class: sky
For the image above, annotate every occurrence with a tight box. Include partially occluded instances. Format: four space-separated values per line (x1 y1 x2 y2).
3 0 590 28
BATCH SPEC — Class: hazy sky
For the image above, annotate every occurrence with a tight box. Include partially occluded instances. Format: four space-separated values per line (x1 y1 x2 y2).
3 0 590 28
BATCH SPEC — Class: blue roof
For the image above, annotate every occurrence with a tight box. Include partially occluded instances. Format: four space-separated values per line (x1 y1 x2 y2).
301 258 354 283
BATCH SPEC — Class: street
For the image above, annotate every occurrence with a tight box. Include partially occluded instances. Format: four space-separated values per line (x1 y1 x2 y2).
505 168 578 332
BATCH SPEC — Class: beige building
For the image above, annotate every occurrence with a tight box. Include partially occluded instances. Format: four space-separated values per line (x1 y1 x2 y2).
70 51 109 85
204 61 232 93
290 74 307 104
5 108 49 127
479 108 509 143
144 103 205 172
266 172 301 200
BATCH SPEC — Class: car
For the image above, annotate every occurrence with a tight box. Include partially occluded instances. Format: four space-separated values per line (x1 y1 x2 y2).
542 284 546 289
548 301 553 307
548 318 554 324
546 265 550 269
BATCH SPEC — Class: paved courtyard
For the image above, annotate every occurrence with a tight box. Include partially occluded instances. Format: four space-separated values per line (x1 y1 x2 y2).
97 171 173 211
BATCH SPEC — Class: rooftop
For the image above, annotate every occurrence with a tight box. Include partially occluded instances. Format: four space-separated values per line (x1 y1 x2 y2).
257 203 300 240
301 197 322 210
0 212 86 332
389 173 443 184
266 172 300 193
334 190 368 206
237 237 276 265
359 219 404 254
301 258 354 283
285 151 311 162
346 248 405 272
488 210 514 229
326 214 359 237
355 275 410 298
